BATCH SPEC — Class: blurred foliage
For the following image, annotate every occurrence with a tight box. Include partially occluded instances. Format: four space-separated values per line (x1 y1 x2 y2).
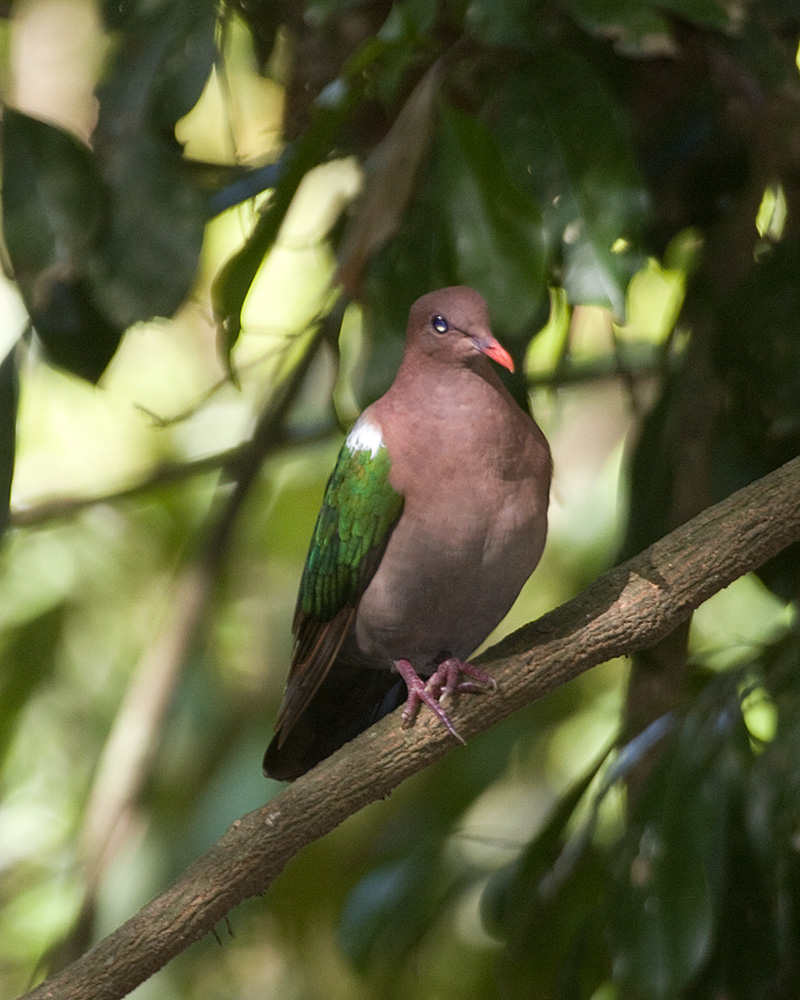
0 0 799 998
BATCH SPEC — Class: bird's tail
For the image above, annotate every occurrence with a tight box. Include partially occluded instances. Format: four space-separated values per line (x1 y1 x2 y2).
263 664 406 781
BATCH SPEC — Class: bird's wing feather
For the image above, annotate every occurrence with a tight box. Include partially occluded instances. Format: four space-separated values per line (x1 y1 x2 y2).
273 426 403 744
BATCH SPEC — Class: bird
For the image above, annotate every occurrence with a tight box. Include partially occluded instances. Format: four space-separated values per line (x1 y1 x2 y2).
263 286 552 780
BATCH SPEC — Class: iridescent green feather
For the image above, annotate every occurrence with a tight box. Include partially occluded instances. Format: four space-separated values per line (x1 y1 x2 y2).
299 436 403 621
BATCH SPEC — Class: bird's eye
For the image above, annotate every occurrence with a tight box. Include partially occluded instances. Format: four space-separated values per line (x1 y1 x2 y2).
431 314 449 334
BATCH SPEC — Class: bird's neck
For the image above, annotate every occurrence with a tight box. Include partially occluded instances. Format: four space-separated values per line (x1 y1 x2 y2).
390 352 505 408
371 354 529 496
373 353 519 454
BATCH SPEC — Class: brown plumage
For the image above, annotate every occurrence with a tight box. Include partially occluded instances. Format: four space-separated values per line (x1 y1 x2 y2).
264 287 552 780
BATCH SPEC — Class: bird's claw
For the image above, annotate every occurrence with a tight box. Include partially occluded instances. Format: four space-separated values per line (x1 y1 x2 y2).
395 657 497 745
433 657 497 699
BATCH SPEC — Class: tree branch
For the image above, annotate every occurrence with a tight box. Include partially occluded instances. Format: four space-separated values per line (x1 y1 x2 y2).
22 454 800 1000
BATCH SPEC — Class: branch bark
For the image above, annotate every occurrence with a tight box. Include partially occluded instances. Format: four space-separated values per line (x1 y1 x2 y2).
22 454 800 1000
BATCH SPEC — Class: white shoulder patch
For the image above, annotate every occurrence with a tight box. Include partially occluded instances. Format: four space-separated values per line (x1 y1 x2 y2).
346 414 384 456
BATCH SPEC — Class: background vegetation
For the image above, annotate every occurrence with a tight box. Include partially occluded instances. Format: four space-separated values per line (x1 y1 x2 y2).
0 0 799 997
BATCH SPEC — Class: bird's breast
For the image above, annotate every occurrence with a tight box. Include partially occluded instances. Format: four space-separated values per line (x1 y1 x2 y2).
347 368 551 673
352 452 548 671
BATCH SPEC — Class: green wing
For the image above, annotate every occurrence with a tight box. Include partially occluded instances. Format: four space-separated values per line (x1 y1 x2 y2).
297 431 403 623
274 425 403 744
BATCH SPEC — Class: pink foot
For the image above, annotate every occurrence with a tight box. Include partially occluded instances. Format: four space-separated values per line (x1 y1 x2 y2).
432 657 498 699
395 658 497 744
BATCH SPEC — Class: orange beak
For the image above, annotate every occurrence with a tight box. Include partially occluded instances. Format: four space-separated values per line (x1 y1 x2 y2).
475 335 515 373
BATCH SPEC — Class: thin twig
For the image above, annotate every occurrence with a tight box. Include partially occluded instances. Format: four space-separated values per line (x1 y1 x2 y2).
10 423 336 528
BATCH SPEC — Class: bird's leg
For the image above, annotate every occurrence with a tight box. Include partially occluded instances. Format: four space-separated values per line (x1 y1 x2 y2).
395 659 465 744
395 658 497 744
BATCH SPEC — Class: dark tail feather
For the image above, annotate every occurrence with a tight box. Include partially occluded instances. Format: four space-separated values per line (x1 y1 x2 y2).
263 665 406 781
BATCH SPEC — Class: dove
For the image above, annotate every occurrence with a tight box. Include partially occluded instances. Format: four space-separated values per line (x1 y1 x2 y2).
264 286 551 780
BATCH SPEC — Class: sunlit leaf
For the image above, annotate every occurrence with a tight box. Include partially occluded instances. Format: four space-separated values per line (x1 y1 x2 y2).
212 34 399 361
213 96 355 361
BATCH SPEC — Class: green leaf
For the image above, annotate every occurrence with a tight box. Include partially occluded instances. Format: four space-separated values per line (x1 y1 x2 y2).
465 0 545 47
88 0 217 329
496 50 648 317
434 103 547 334
1 108 103 284
566 0 676 56
1 108 123 380
482 752 604 939
608 691 747 997
0 604 63 763
655 0 732 30
338 850 443 970
481 751 611 998
212 36 394 360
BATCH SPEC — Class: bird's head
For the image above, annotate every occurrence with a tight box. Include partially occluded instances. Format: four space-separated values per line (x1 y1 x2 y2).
406 286 514 372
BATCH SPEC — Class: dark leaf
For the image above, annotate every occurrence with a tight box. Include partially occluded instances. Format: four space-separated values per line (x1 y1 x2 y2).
1 108 122 380
89 0 218 329
565 0 676 56
29 278 124 383
494 50 648 316
481 752 610 998
0 604 64 763
0 347 17 541
712 236 800 599
336 63 439 297
87 135 208 330
655 0 732 30
434 103 547 335
482 753 603 940
1 108 103 284
464 0 544 47
228 0 282 71
338 850 444 971
96 0 218 133
608 689 748 997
